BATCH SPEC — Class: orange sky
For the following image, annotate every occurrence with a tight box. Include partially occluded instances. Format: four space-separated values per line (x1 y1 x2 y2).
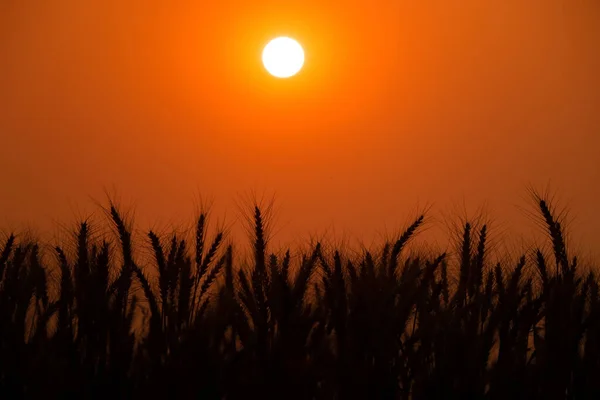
1 0 599 256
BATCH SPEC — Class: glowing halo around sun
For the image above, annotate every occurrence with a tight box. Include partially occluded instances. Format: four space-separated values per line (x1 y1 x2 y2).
262 37 305 78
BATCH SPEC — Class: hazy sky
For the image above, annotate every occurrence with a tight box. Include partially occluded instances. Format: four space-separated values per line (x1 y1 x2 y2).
1 0 599 255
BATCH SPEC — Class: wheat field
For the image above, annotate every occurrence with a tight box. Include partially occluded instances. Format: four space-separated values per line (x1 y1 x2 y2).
0 194 598 399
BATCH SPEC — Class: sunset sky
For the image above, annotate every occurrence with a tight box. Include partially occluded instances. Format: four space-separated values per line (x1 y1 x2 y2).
1 0 599 256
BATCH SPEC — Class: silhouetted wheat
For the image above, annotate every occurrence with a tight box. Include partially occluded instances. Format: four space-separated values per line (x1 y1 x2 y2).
0 195 599 399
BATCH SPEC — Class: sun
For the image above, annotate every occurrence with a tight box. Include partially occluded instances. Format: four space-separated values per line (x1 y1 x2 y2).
262 37 304 78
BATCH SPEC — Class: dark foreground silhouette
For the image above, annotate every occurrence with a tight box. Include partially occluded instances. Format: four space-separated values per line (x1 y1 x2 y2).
1 196 599 399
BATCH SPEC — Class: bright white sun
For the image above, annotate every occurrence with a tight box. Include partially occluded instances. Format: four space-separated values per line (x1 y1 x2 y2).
262 37 304 78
